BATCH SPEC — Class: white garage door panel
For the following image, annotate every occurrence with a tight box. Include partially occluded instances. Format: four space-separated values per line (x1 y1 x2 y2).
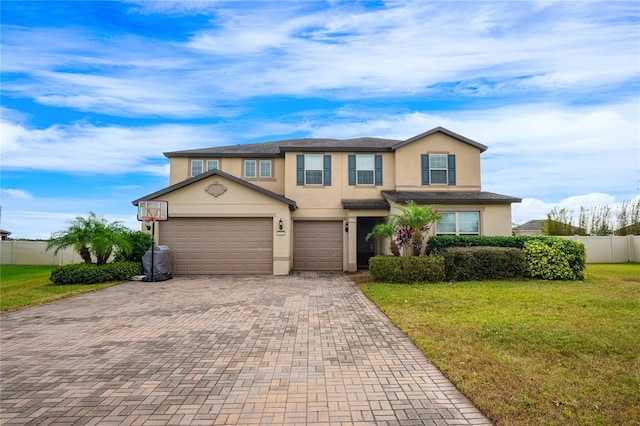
293 221 343 271
160 218 273 275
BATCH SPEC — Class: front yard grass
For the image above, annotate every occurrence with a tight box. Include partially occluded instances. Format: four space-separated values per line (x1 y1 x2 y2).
358 263 640 426
1 265 123 313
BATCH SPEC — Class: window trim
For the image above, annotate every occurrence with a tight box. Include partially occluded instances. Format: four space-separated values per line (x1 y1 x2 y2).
355 154 375 185
191 159 220 177
304 154 324 185
436 211 480 236
244 160 257 178
190 159 204 177
259 159 271 178
429 154 448 185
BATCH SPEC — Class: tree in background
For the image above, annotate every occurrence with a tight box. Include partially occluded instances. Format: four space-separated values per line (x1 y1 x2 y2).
47 212 132 265
544 199 639 236
615 199 640 235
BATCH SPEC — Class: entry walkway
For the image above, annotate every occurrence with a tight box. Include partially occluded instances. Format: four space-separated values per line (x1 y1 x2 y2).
1 273 491 425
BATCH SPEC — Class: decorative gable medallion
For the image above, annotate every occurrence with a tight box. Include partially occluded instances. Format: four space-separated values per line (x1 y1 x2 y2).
205 181 228 197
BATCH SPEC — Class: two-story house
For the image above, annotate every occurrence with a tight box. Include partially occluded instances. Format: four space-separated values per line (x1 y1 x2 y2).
132 126 521 275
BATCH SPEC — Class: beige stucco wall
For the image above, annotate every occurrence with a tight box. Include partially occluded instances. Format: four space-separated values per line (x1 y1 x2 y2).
394 132 482 191
169 157 286 196
146 174 293 274
283 151 396 211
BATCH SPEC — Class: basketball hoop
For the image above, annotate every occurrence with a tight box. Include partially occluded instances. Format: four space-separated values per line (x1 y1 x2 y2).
136 200 169 283
140 216 155 231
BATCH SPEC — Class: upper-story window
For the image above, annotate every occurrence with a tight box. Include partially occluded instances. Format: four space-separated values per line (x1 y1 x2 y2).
348 154 382 186
191 159 219 177
296 154 331 186
436 212 479 235
244 160 272 178
356 155 374 185
421 154 456 186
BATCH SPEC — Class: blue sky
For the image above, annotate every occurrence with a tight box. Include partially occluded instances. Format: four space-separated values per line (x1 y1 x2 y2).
1 0 639 239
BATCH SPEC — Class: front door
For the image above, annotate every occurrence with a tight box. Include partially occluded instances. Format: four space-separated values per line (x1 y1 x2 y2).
357 217 381 269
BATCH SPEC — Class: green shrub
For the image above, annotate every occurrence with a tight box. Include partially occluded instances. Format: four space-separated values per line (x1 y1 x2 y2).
444 247 527 281
50 261 142 285
425 235 536 254
113 231 153 262
523 239 586 280
369 255 445 283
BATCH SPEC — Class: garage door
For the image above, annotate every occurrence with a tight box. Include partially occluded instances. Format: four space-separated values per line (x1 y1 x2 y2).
160 217 273 274
293 221 343 271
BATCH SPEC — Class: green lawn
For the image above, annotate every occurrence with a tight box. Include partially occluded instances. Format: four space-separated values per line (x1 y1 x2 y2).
1 265 124 313
358 263 640 426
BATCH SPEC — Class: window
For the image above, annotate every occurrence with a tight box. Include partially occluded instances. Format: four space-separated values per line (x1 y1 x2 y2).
259 160 271 178
206 160 219 171
421 154 456 186
348 154 382 186
356 155 375 185
429 154 448 184
304 155 323 184
296 154 331 186
436 212 479 235
191 160 203 177
191 159 219 177
244 160 256 178
244 159 271 178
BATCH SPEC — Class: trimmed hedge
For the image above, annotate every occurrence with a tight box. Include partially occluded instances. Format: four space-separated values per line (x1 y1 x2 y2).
524 239 586 280
444 246 527 281
425 235 536 254
50 261 142 285
369 255 445 283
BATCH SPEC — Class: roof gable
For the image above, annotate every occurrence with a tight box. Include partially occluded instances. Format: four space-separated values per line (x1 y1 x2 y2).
391 126 488 152
132 169 297 210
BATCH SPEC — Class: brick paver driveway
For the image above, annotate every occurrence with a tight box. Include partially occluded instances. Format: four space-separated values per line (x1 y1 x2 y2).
1 273 490 425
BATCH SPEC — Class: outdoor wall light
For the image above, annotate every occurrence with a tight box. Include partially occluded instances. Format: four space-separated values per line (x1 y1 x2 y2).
278 218 284 232
345 223 349 232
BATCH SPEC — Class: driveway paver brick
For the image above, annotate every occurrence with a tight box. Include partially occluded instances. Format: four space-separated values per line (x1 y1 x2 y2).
1 272 491 425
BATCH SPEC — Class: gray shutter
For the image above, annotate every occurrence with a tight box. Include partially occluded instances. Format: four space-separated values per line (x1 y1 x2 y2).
297 155 304 186
348 155 356 185
421 154 429 185
448 154 456 185
374 154 383 186
323 155 331 186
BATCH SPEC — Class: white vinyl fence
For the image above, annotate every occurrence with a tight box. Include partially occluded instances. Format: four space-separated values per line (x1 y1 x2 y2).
559 235 640 263
1 241 85 265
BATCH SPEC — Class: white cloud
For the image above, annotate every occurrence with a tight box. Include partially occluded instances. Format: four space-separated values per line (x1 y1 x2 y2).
2 2 638 115
1 189 34 201
0 118 226 175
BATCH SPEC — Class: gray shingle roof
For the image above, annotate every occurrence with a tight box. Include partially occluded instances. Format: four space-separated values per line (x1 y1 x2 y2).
164 137 399 158
163 127 488 158
381 191 521 204
341 199 391 210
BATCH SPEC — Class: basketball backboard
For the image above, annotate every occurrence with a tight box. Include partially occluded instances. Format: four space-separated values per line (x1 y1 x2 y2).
137 200 169 222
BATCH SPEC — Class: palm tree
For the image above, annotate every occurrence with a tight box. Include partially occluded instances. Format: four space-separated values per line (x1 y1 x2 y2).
389 201 440 256
365 221 401 256
47 214 99 264
91 221 133 265
47 212 132 265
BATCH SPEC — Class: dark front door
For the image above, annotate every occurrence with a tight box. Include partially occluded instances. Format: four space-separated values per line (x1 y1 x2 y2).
357 217 380 269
